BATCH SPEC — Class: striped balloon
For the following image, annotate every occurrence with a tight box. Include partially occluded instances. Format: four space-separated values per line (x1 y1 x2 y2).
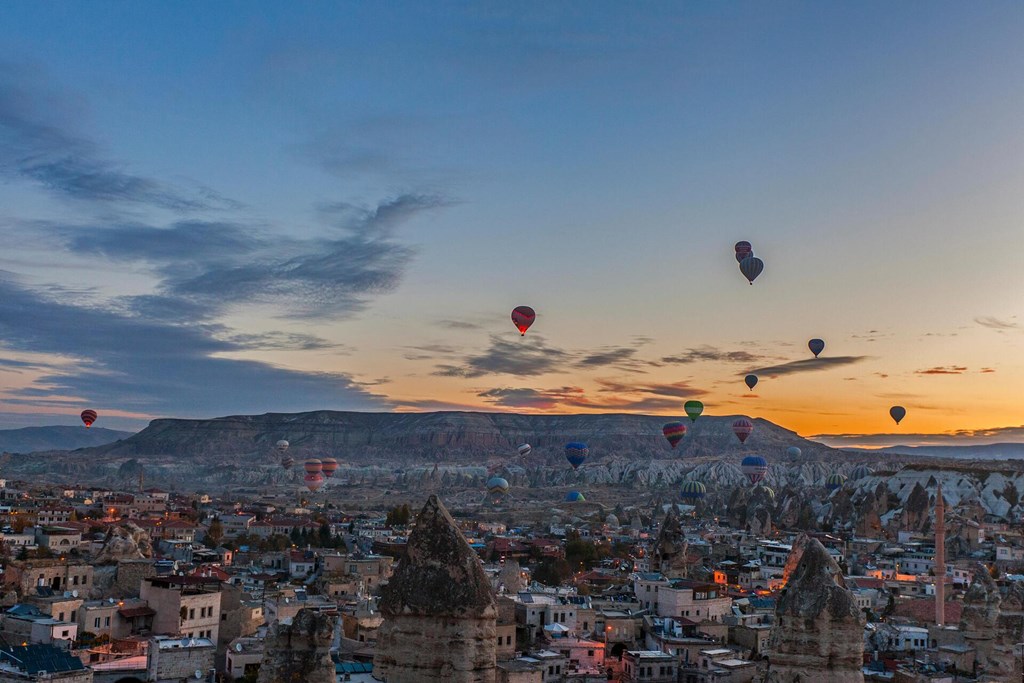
754 484 775 501
320 457 339 478
741 455 768 485
565 442 588 470
304 459 323 475
276 439 289 452
739 256 764 284
826 473 847 491
517 443 532 457
851 465 873 481
662 422 687 448
280 456 294 470
733 418 754 444
511 306 536 336
679 481 706 500
80 409 97 428
487 476 510 496
684 400 704 422
734 241 753 263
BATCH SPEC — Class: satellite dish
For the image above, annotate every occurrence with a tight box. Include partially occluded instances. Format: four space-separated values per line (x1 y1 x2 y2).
235 643 242 652
71 590 79 598
195 670 203 679
108 598 115 604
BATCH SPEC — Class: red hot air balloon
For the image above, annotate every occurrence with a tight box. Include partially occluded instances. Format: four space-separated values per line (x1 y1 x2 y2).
511 306 536 336
304 473 325 492
320 457 339 478
80 409 97 428
733 418 754 444
662 422 687 448
734 241 753 263
304 459 323 475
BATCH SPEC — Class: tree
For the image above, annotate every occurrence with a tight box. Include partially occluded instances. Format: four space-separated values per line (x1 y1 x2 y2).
533 558 571 587
318 522 331 547
386 504 412 527
206 517 224 548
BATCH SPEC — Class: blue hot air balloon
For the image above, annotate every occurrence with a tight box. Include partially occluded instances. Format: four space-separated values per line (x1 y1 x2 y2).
680 481 707 501
739 256 764 284
741 455 768 485
786 446 801 458
565 491 586 502
565 442 589 470
808 338 825 358
744 374 758 390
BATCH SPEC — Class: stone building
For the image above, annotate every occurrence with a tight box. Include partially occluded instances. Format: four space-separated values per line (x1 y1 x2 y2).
374 495 497 683
2 560 93 597
146 635 215 683
765 535 864 683
140 576 221 641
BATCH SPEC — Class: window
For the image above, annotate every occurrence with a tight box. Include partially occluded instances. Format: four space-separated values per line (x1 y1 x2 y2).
222 613 227 621
588 650 594 656
58 612 65 621
189 608 195 620
73 576 79 586
104 617 110 627
62 630 69 638
82 575 88 585
71 611 76 621
94 618 100 628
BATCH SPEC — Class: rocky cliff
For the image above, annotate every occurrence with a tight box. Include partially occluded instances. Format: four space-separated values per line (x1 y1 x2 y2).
375 494 496 683
257 608 335 683
767 535 864 683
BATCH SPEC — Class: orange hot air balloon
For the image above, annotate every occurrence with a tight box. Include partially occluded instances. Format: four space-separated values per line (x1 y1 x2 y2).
320 457 339 478
304 459 323 475
304 473 325 492
511 306 536 336
80 409 97 428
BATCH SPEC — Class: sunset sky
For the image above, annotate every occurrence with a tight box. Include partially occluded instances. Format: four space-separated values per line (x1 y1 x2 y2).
1 2 1022 447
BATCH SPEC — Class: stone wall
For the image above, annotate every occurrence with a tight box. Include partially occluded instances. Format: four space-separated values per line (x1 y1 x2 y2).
256 609 335 683
115 559 156 597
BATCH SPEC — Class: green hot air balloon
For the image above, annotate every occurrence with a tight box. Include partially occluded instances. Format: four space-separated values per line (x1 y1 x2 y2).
684 400 704 422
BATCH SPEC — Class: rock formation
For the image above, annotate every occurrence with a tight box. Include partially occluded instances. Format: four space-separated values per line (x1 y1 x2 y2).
497 559 525 594
93 522 153 564
959 563 1005 676
257 608 335 683
651 511 690 579
374 494 497 683
766 535 864 683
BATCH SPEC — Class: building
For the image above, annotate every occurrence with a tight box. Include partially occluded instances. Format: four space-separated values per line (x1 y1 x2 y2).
0 643 91 682
622 651 677 683
139 576 222 641
146 636 215 683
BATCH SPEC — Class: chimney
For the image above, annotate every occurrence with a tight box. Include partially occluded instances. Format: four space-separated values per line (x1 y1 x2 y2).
935 484 946 626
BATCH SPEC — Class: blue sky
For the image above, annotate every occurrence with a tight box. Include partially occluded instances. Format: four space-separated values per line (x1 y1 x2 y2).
0 2 1022 446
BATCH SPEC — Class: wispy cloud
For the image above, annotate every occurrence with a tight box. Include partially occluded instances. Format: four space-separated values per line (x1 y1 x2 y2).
0 63 236 210
433 335 571 378
477 378 706 413
661 346 765 365
975 316 1018 331
747 356 867 377
915 366 967 375
813 424 1024 448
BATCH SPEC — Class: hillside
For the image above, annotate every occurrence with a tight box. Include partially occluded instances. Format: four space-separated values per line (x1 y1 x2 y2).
0 426 134 454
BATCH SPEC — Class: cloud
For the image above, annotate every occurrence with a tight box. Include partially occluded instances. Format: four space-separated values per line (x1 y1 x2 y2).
478 379 706 413
981 367 996 373
432 335 572 378
661 346 765 365
0 64 235 211
435 319 483 331
975 316 1018 330
0 276 388 416
915 366 967 375
813 424 1024 448
574 345 651 373
746 356 867 377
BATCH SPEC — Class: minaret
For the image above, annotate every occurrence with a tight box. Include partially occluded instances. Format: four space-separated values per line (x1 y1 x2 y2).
935 484 946 626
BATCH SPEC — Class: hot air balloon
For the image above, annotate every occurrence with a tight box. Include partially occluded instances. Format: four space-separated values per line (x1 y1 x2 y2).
304 473 325 492
565 442 588 470
684 400 704 422
517 443 532 457
487 476 510 496
679 481 706 501
662 422 687 449
755 484 775 501
786 446 801 458
851 465 873 480
741 455 768 484
320 457 339 478
280 456 294 469
808 338 825 358
733 418 754 444
304 459 323 475
734 241 753 263
564 491 586 502
825 473 847 491
276 440 289 452
511 306 536 336
80 409 97 428
739 256 764 284
890 406 906 425
744 374 758 390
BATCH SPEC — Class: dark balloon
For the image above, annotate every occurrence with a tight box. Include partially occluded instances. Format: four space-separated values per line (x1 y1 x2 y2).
734 241 753 263
80 409 97 428
739 256 764 284
680 480 706 500
320 457 339 478
744 374 758 390
890 405 906 425
663 422 687 448
826 473 847 491
565 442 589 470
511 306 536 336
281 456 294 470
808 338 825 358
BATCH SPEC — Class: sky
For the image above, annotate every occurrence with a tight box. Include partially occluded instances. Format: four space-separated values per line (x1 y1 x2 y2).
0 2 1022 447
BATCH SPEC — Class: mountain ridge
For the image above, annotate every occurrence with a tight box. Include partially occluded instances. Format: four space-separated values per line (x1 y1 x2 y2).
0 426 134 454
